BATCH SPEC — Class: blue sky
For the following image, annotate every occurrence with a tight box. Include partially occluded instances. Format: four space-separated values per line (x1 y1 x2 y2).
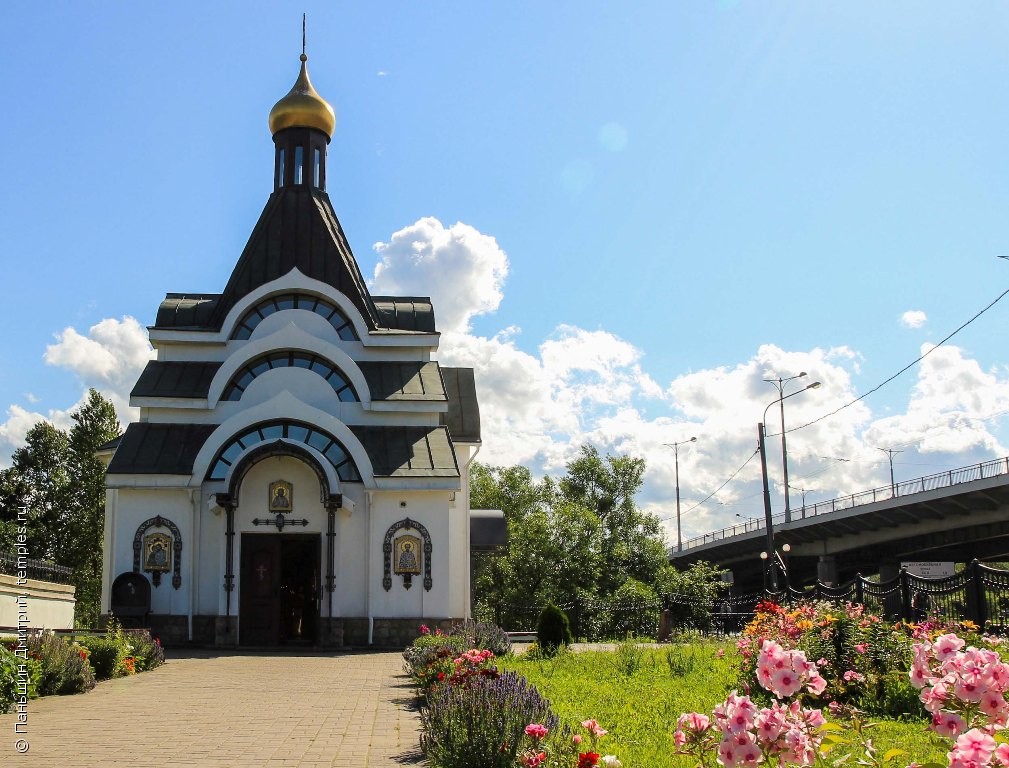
3 2 1009 543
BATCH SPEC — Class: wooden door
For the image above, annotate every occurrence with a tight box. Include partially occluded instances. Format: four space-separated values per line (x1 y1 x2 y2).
239 534 281 646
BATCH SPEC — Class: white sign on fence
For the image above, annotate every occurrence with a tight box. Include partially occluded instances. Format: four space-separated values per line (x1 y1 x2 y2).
902 561 955 578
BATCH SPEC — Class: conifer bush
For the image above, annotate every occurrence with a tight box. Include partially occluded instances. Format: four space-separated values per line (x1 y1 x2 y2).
536 603 573 656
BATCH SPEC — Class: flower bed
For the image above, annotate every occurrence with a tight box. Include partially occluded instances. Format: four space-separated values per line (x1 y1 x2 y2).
676 600 1009 768
405 622 621 768
0 623 165 713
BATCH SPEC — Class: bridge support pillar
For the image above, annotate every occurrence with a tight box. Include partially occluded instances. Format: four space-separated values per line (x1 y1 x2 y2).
817 556 837 586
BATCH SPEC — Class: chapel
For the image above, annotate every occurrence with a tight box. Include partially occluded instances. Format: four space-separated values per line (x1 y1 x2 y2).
97 49 496 647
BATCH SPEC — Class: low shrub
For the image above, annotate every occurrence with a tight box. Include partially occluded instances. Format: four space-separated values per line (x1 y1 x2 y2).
0 645 20 714
26 630 95 696
130 630 165 671
461 621 511 657
420 670 557 768
78 635 124 680
404 629 469 692
536 603 572 656
404 622 510 693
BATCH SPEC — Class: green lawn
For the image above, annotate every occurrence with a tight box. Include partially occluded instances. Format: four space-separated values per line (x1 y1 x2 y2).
498 641 951 768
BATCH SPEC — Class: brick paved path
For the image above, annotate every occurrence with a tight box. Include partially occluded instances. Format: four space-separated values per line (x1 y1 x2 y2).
0 650 425 768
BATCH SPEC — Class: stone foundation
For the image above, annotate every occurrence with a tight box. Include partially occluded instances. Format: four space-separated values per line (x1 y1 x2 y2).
215 616 238 647
97 613 465 649
148 614 188 645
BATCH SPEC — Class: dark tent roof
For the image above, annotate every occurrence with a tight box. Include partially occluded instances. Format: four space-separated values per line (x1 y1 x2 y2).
106 422 459 478
129 360 446 402
210 186 379 330
107 423 218 475
132 361 222 399
440 367 481 443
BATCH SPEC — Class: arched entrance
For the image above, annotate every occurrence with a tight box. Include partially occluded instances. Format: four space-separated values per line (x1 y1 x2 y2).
219 440 346 647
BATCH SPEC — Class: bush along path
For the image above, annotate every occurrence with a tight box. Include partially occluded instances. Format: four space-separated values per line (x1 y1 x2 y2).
1 621 164 713
404 622 622 768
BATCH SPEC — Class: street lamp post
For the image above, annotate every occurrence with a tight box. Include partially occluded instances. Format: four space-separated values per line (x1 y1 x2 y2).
877 447 903 498
665 436 697 552
764 373 821 523
758 381 820 591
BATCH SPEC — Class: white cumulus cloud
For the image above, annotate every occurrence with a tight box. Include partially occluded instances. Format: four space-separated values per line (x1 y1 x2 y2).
371 217 509 334
900 310 927 329
0 316 153 462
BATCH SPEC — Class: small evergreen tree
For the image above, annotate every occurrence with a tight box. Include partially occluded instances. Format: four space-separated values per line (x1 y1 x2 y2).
536 603 573 656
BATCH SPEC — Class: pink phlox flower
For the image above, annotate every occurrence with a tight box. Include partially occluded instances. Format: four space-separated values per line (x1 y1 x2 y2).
419 624 430 634
806 673 827 696
770 665 803 699
525 723 549 740
954 677 985 704
842 670 864 683
723 700 757 735
934 633 967 663
909 661 932 690
854 643 868 654
816 658 829 667
931 711 967 739
581 718 608 738
995 742 1009 768
754 705 786 744
979 690 1008 721
920 681 950 714
719 731 762 768
572 734 583 745
950 729 996 765
801 708 826 729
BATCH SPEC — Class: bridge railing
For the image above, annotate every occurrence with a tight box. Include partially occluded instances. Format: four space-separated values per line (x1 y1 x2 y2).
678 455 1009 552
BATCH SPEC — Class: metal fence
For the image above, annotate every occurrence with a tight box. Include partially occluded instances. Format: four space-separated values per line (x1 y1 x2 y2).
0 552 74 585
681 455 1009 551
723 559 1009 633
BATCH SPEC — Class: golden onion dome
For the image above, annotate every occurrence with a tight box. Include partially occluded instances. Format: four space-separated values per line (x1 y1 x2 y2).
268 54 336 137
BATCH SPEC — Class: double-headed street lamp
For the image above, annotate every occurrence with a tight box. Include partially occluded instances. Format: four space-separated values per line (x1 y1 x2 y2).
665 436 697 553
757 379 820 590
763 373 821 523
760 543 791 592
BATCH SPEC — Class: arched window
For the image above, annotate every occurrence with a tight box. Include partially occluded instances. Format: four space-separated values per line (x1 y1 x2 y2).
207 420 361 483
313 148 321 188
221 351 358 402
230 293 359 341
277 148 286 187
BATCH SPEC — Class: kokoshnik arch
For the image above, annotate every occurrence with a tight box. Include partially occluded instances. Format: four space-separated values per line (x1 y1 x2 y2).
97 48 499 648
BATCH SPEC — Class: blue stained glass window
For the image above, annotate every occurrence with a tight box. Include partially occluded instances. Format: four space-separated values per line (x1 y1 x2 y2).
206 420 361 482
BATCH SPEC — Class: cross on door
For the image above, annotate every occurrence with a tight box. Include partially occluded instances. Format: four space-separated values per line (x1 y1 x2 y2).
256 563 268 581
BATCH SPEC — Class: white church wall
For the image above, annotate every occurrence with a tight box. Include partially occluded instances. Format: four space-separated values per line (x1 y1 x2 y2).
368 490 460 619
332 483 369 616
197 482 226 617
110 488 193 617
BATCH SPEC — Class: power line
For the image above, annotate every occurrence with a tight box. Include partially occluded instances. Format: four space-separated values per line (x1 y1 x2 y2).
679 447 759 515
784 286 1009 435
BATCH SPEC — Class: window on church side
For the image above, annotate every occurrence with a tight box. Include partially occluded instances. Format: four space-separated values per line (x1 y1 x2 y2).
221 351 359 402
207 420 362 483
278 148 286 186
294 146 304 184
230 293 360 341
313 148 321 187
